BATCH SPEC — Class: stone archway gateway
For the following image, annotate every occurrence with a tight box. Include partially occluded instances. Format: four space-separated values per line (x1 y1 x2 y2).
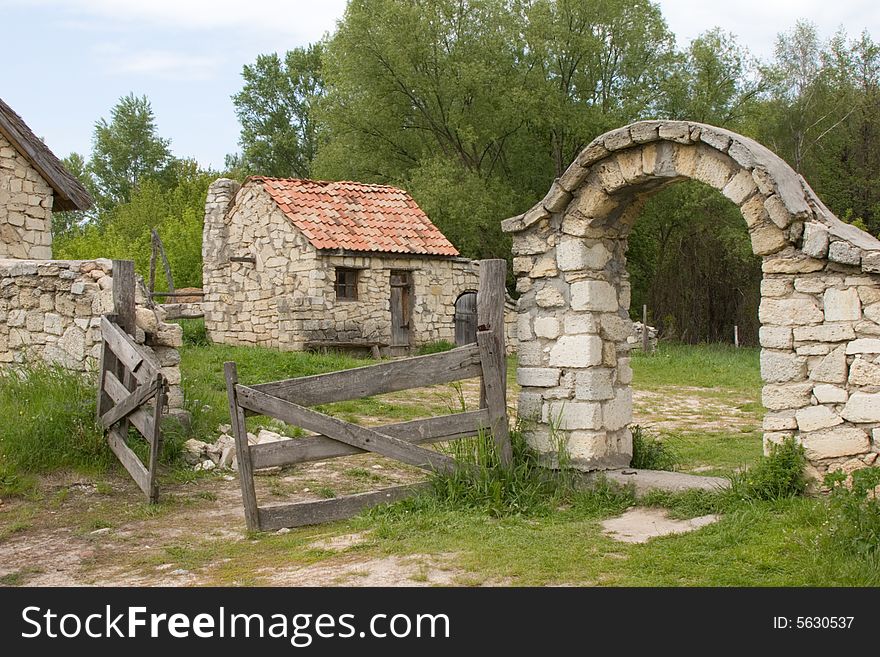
503 120 880 479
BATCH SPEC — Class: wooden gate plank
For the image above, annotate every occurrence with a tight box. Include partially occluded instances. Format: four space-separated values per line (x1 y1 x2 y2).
100 317 145 376
100 375 160 429
257 484 428 530
251 343 481 406
107 426 152 497
147 372 165 504
225 362 260 531
477 329 512 467
236 386 458 474
103 371 156 439
250 409 491 469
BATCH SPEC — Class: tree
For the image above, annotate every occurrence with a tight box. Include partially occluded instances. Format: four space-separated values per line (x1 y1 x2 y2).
89 93 172 208
231 44 325 178
52 152 96 238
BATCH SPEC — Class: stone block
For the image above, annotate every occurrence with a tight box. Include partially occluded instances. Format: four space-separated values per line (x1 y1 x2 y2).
845 338 880 354
809 345 848 383
543 400 603 430
801 426 871 460
828 241 861 266
823 288 861 321
549 335 603 367
571 280 618 312
763 412 798 431
602 387 632 430
762 382 814 410
563 313 598 334
574 368 614 401
848 358 880 386
536 287 566 308
750 223 788 255
761 350 805 382
517 368 561 388
812 384 848 404
795 405 843 432
533 316 560 339
556 239 611 271
758 298 823 326
759 326 792 349
801 222 829 258
760 278 792 297
792 324 855 343
841 392 880 423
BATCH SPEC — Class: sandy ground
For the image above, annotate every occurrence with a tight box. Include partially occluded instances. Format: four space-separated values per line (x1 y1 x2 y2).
0 382 758 586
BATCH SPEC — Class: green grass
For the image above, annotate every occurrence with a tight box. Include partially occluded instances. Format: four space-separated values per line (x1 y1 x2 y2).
0 364 111 496
631 342 761 391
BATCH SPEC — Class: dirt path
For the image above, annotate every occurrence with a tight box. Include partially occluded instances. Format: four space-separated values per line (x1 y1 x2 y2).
0 382 760 587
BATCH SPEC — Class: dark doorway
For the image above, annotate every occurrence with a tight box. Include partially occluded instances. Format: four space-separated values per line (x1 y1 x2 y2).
454 290 478 346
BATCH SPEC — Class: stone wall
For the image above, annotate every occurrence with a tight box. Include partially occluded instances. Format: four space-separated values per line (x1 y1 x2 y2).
504 120 880 478
203 179 515 354
0 133 53 259
0 258 185 409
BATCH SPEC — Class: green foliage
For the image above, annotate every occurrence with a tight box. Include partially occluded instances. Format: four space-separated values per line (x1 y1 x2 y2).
0 365 111 495
823 468 880 558
177 318 210 347
630 425 678 471
89 93 173 208
727 436 807 502
55 161 214 289
416 340 456 355
230 44 324 177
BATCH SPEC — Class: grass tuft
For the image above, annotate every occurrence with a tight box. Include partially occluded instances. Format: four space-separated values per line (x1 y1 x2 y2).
630 425 678 471
0 364 111 496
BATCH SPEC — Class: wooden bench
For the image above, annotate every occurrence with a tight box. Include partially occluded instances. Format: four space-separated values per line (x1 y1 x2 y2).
304 340 388 359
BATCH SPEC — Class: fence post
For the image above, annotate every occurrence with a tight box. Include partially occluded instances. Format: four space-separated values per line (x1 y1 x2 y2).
642 304 649 354
476 259 512 468
112 259 136 336
225 362 260 531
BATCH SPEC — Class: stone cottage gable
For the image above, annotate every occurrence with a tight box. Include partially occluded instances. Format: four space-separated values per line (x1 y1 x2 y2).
0 97 93 259
257 177 460 256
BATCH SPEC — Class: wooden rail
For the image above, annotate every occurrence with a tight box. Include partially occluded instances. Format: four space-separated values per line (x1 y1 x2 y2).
97 260 167 503
225 259 511 531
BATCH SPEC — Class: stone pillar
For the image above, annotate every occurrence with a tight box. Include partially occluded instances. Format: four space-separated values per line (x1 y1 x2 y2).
202 178 240 343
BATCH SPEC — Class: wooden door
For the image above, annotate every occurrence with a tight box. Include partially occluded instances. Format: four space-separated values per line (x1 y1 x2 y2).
390 270 412 348
454 291 478 346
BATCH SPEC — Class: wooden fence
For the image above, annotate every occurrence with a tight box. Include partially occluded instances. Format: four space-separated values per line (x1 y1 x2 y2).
225 259 511 531
96 260 167 503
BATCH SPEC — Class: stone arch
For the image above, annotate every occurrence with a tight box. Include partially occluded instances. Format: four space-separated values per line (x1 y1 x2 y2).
503 120 880 479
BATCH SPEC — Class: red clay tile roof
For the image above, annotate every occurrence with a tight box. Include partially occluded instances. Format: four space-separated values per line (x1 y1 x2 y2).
256 177 459 257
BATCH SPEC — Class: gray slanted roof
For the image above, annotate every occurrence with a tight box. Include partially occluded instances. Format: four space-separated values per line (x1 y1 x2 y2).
0 97 93 212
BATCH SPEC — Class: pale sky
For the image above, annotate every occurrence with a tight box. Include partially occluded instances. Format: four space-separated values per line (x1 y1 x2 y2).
2 0 879 170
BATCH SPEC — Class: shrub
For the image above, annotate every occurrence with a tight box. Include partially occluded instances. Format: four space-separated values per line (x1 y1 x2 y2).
823 467 880 557
630 425 677 471
727 436 806 502
0 364 111 492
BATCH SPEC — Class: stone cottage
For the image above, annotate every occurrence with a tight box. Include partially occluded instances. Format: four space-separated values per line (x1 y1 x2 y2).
1 97 93 258
203 177 490 355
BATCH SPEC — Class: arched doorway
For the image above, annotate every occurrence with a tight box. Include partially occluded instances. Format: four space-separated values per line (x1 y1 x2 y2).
504 120 880 479
454 290 478 346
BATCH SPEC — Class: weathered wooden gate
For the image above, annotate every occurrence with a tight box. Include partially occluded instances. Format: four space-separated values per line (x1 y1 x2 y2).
96 260 167 503
225 260 511 531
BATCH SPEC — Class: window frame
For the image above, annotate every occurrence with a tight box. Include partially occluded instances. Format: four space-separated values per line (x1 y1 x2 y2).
334 267 360 301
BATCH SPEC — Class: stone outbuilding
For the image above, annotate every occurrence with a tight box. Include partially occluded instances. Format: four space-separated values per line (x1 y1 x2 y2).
202 177 488 355
505 120 880 479
1 97 93 258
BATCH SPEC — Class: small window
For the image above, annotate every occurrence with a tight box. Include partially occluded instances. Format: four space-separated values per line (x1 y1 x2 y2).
335 268 359 301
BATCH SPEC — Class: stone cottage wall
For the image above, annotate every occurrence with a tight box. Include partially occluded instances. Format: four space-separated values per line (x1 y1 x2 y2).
202 179 515 354
0 258 185 409
504 120 880 479
0 133 53 259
